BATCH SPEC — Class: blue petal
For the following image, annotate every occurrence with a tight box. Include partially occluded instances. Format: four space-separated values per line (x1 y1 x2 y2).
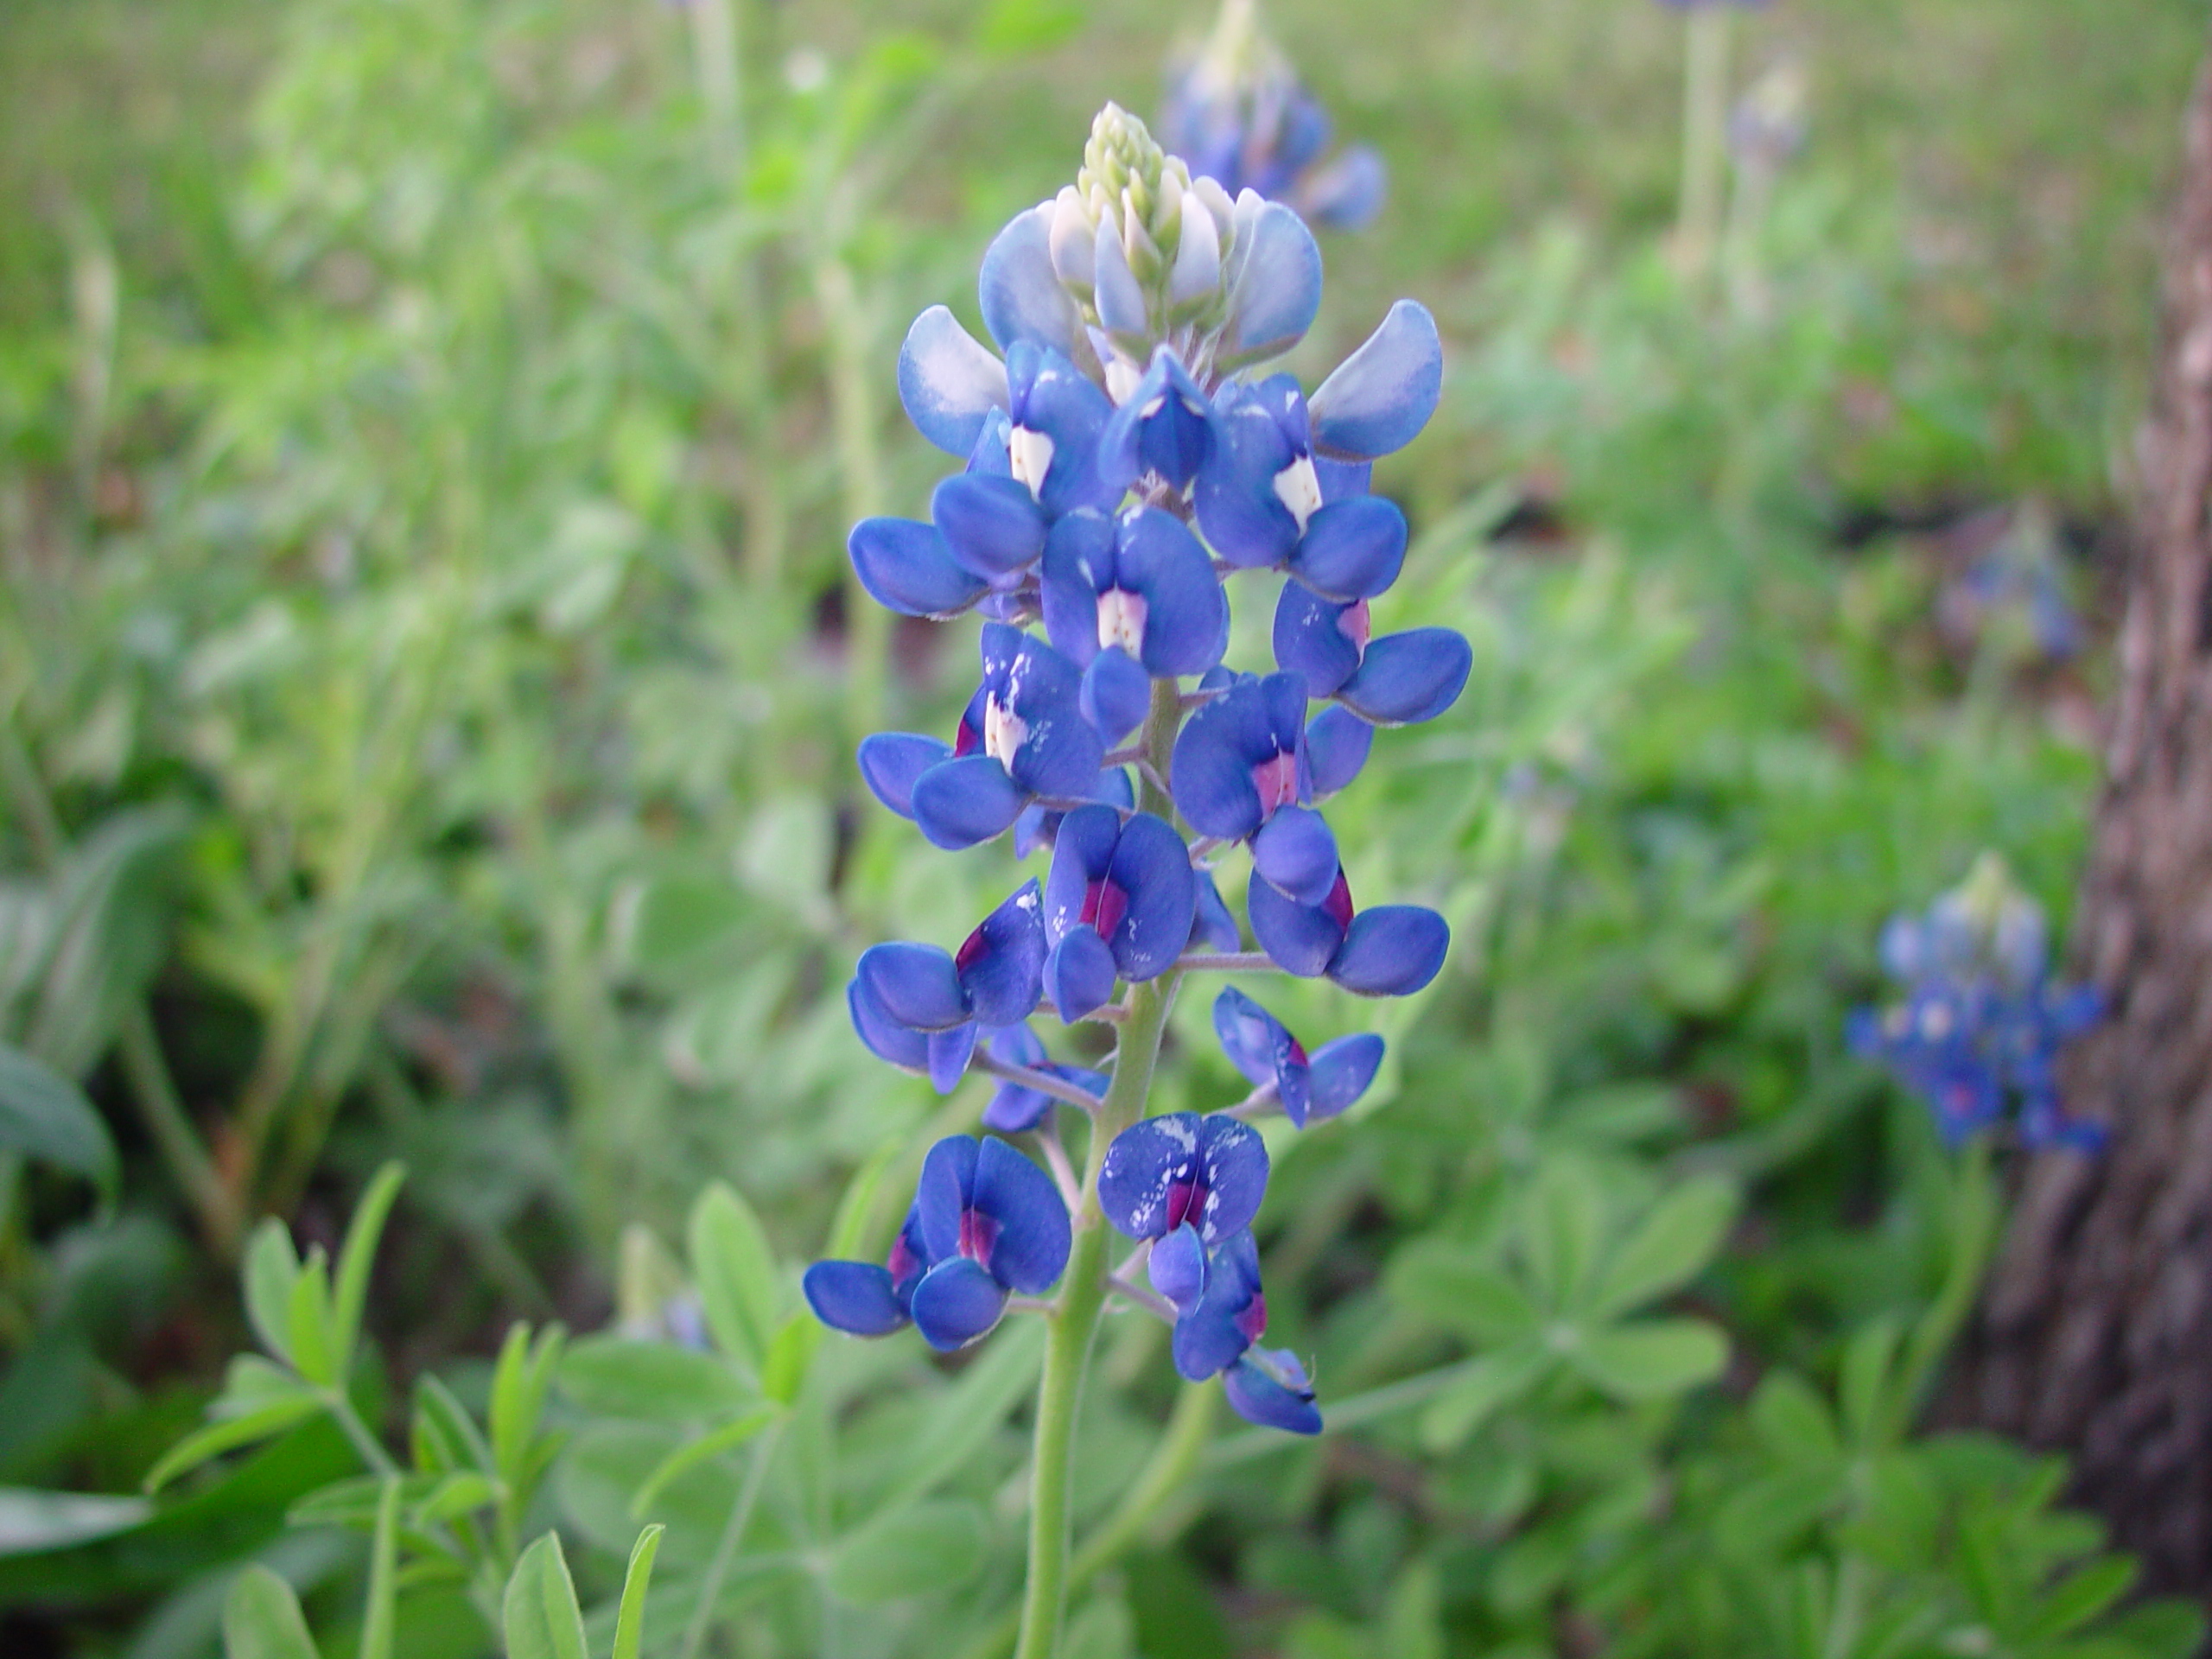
999 637 1109 800
1097 1112 1208 1240
856 942 969 1031
1249 870 1351 977
1080 646 1152 745
1316 455 1372 502
932 473 1048 580
1306 1033 1384 1123
1191 868 1243 952
1170 680 1275 841
971 1135 1071 1293
982 1079 1053 1134
980 207 1078 357
957 881 1048 1029
1118 508 1229 677
1045 926 1119 1023
1039 509 1116 665
1221 198 1323 366
1249 804 1339 907
1305 706 1373 798
910 1257 1009 1351
1092 217 1148 337
1307 300 1444 461
1099 349 1215 493
1148 1222 1208 1318
1224 1353 1322 1434
1007 344 1122 516
1337 628 1472 726
1194 380 1303 569
848 977 930 1071
1171 1229 1265 1380
1194 1115 1269 1243
1328 906 1449 997
1273 582 1365 699
802 1261 910 1338
915 1135 981 1263
1107 811 1198 981
1042 804 1120 939
1213 986 1295 1090
1288 496 1407 602
857 733 952 819
1301 144 1387 231
898 305 1007 456
912 754 1029 850
927 1022 979 1096
849 518 989 619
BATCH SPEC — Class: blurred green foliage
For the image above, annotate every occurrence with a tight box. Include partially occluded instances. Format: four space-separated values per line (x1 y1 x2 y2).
0 0 2204 1654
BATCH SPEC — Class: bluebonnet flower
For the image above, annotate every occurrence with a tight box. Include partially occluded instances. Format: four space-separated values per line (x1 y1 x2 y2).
1157 0 1387 232
1848 855 2106 1151
804 1135 1071 1351
1212 986 1382 1128
816 101 1465 1443
849 883 1046 1092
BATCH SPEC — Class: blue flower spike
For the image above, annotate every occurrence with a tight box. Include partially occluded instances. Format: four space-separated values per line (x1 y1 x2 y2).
1043 806 1199 1021
824 97 1467 1441
1213 986 1384 1128
906 1135 1073 1351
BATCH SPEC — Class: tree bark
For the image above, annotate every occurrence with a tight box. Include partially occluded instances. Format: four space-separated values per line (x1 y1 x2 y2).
1950 42 2212 1596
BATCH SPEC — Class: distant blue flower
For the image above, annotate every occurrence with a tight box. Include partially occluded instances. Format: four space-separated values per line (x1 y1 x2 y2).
805 1136 1071 1351
1212 985 1383 1128
1248 866 1449 996
1042 806 1199 1020
849 883 1046 1091
1158 0 1388 232
1850 856 2105 1152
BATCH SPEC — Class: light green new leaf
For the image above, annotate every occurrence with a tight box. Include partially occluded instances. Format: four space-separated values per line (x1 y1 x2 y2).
143 1393 323 1492
559 1336 753 1425
879 1319 1043 1514
827 1499 988 1605
758 1314 815 1408
504 1532 590 1659
1520 1158 1605 1309
1386 1243 1542 1344
1569 1319 1728 1403
329 1163 405 1380
221 1564 320 1659
0 1487 149 1554
1749 1370 1840 1466
0 1040 116 1199
631 1407 777 1517
613 1524 664 1659
490 1323 566 1487
285 1250 335 1389
1587 1173 1739 1319
1839 1319 1904 1448
1417 1346 1549 1452
689 1184 780 1373
360 1478 399 1659
242 1221 301 1367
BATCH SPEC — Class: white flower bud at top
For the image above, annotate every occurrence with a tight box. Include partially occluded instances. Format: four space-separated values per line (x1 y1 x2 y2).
1168 194 1222 310
1122 187 1164 284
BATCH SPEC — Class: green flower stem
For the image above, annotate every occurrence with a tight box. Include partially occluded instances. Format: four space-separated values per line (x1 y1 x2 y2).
1675 3 1732 276
1015 678 1185 1659
680 1421 785 1659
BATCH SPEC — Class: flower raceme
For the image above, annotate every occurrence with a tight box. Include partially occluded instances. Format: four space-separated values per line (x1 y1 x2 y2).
810 102 1465 1446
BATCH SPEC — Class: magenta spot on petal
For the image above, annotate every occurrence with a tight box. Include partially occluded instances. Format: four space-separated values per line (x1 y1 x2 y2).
1235 1290 1268 1344
1322 871 1356 931
954 715 981 759
1165 1176 1208 1234
1287 1035 1309 1068
956 926 990 976
887 1231 919 1289
958 1207 1001 1265
1337 599 1371 653
1251 752 1300 817
1082 877 1130 940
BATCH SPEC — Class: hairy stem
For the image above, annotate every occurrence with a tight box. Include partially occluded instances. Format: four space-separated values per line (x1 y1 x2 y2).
1015 678 1185 1659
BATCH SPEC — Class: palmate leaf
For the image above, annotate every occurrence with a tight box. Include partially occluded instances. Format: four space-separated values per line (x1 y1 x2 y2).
1586 1173 1739 1320
1568 1319 1728 1403
0 1039 116 1199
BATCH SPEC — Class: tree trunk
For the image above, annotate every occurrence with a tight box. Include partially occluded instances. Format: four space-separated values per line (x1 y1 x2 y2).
1950 41 2212 1597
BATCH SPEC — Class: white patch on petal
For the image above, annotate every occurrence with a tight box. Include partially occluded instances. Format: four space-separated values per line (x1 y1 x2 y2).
1273 455 1323 533
1097 589 1148 657
1105 356 1143 405
984 694 1029 771
1010 426 1055 500
1159 1117 1198 1152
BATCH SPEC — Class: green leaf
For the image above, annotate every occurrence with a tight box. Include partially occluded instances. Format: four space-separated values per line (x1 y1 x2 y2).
613 1524 664 1659
1587 1174 1739 1319
359 1478 400 1659
490 1323 565 1490
417 1471 498 1524
630 1408 777 1518
827 1138 903 1262
688 1184 781 1373
0 1488 150 1554
558 1335 753 1425
504 1532 590 1659
1386 1243 1542 1344
1839 1319 1903 1448
411 1374 492 1476
879 1318 1043 1514
1749 1370 1840 1465
285 1249 335 1389
0 1040 116 1198
1568 1318 1728 1402
827 1499 987 1605
758 1315 814 1408
1416 1346 1548 1452
2023 1556 2137 1643
1520 1158 1605 1309
243 1220 301 1367
143 1394 324 1492
329 1163 404 1381
222 1564 320 1659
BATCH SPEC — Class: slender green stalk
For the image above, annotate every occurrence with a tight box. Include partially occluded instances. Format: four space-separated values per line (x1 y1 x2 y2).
1014 680 1185 1659
1675 5 1732 276
679 1421 784 1659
